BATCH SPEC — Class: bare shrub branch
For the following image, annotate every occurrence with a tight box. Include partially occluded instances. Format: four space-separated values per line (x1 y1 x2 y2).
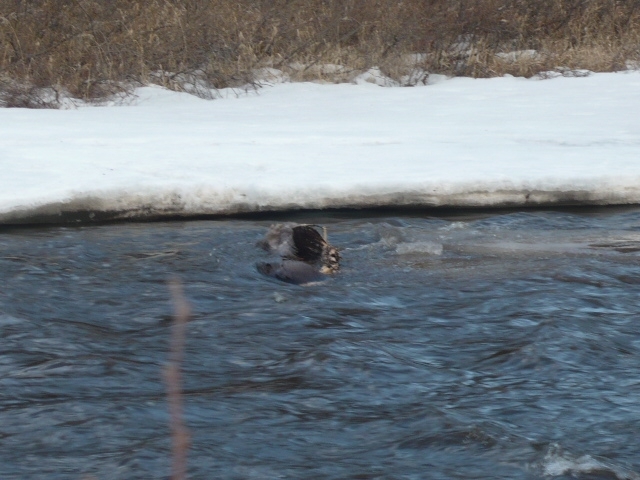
164 278 191 480
1 0 640 106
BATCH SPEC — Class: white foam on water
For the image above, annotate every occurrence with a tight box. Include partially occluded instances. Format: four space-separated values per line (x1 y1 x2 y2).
542 444 640 480
395 241 444 255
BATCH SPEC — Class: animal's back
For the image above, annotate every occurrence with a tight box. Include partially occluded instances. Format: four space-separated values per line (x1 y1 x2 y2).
256 260 326 285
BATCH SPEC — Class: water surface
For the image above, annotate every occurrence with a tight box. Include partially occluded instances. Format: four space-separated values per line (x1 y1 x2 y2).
2 209 640 479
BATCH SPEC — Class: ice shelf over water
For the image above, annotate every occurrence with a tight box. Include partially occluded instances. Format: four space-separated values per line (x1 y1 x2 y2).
2 70 640 224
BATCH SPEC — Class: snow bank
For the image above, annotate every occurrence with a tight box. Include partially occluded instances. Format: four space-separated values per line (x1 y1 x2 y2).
2 71 640 224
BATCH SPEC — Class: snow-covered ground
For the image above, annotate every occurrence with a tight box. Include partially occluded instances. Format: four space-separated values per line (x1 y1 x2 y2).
2 70 640 224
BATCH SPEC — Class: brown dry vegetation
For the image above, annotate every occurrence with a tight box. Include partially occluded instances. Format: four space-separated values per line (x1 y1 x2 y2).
1 0 640 107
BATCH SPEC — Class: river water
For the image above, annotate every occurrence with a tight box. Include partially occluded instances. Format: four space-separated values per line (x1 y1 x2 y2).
1 208 640 479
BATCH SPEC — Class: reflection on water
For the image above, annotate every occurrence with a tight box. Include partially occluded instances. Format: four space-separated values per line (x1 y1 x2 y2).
2 209 640 479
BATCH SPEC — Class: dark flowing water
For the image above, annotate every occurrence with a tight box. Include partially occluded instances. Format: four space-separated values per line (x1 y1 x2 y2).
2 209 640 480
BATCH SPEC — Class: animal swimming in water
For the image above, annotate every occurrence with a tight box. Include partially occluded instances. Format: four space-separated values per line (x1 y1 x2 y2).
257 223 341 285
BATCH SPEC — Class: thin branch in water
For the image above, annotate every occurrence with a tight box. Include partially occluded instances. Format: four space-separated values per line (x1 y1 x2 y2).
164 278 191 480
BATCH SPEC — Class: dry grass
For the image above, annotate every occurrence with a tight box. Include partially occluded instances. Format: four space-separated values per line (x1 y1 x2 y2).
1 0 640 106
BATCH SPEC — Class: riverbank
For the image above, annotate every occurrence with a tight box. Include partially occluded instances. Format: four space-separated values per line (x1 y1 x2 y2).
3 71 640 225
3 0 639 106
